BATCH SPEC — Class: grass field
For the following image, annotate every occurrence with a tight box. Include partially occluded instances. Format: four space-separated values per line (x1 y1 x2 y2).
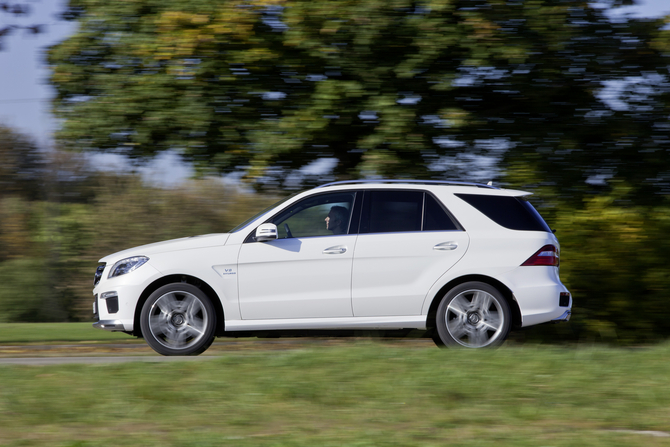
0 332 669 446
0 323 139 344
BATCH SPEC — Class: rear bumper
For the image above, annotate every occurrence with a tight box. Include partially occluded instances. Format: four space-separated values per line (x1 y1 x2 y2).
499 266 572 327
551 309 572 322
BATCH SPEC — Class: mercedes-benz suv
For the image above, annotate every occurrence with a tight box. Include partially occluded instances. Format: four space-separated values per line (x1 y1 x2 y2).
93 180 571 355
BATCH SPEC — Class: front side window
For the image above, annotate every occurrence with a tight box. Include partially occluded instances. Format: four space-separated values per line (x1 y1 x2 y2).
271 192 356 238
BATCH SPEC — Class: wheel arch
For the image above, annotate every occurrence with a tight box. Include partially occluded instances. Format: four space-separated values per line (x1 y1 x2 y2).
426 275 522 332
133 274 225 338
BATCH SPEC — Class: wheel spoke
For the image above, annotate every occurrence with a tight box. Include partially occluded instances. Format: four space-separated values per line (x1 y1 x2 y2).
187 313 206 332
481 311 502 331
173 327 191 345
471 291 492 311
149 314 170 333
155 293 178 315
446 317 468 340
447 295 469 315
150 314 176 339
184 295 203 320
183 323 204 338
469 326 490 347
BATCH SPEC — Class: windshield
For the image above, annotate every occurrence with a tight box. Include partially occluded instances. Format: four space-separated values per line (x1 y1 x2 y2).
228 192 299 234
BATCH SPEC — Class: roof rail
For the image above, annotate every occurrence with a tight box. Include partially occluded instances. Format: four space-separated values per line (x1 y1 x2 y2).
316 179 498 189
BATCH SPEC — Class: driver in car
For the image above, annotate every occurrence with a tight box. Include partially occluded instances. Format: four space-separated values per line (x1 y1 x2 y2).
325 206 349 235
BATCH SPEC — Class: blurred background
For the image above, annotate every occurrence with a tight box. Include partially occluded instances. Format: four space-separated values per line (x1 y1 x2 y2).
1 0 669 344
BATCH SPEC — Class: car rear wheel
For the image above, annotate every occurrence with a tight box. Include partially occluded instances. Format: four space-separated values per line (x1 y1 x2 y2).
140 283 216 356
435 282 511 348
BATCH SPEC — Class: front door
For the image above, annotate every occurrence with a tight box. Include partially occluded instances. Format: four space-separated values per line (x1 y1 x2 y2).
237 191 358 320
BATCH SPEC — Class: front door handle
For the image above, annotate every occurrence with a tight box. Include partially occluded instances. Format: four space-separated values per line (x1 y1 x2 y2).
434 241 458 251
323 245 347 255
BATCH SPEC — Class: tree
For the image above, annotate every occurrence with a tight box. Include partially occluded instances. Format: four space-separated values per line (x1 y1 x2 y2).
0 125 45 200
49 0 670 198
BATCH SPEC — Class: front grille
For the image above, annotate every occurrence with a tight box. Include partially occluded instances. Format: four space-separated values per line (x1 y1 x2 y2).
94 263 106 286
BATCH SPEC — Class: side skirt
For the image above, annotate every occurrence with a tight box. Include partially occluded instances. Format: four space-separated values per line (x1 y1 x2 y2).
224 316 427 332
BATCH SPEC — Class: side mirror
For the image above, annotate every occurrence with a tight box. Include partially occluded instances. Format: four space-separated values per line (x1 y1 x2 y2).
255 223 278 242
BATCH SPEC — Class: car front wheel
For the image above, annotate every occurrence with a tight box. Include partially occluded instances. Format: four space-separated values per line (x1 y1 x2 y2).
435 282 511 348
140 283 216 356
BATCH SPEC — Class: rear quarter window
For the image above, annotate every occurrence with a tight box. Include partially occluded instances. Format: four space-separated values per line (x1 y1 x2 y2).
454 194 552 232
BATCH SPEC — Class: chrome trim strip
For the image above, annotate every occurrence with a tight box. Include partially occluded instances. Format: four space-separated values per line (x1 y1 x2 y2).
100 291 118 299
552 310 571 322
93 320 126 331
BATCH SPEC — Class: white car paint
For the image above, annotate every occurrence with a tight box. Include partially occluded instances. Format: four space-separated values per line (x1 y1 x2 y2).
352 230 470 316
237 234 358 319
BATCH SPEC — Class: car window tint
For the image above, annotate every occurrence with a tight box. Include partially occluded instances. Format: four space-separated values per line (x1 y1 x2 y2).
363 190 422 233
272 192 355 238
455 194 551 232
423 194 459 231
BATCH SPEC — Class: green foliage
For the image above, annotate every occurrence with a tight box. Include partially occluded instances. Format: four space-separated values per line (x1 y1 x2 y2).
0 179 275 322
0 259 52 322
49 0 670 197
552 190 670 344
0 125 45 201
0 127 276 322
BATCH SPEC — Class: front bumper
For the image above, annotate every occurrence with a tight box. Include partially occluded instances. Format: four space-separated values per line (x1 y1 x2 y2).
92 263 163 333
92 320 126 331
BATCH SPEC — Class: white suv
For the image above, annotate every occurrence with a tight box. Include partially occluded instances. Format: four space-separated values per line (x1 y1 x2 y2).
93 180 571 355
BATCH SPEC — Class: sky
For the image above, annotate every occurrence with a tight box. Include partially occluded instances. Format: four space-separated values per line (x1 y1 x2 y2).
0 0 74 147
1 0 669 185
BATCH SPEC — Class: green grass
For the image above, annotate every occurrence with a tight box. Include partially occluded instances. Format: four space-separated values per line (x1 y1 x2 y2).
1 342 670 446
0 323 139 344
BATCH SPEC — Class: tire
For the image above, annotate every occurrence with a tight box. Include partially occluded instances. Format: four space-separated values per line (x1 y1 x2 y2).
140 283 217 356
435 282 511 348
431 332 446 348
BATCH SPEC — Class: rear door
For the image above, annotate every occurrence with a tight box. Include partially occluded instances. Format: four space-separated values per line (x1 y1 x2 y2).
352 190 469 316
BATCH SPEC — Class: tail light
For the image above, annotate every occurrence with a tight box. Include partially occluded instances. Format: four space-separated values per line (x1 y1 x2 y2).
522 245 559 266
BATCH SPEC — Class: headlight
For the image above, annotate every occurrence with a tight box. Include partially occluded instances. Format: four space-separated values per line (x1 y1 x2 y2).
108 256 149 278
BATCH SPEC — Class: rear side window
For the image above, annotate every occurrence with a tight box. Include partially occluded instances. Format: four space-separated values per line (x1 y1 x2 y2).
360 190 460 233
424 194 459 231
455 194 551 232
364 191 422 233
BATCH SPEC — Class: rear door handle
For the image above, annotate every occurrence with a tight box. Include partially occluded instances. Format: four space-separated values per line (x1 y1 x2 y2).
433 241 458 251
323 245 347 255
